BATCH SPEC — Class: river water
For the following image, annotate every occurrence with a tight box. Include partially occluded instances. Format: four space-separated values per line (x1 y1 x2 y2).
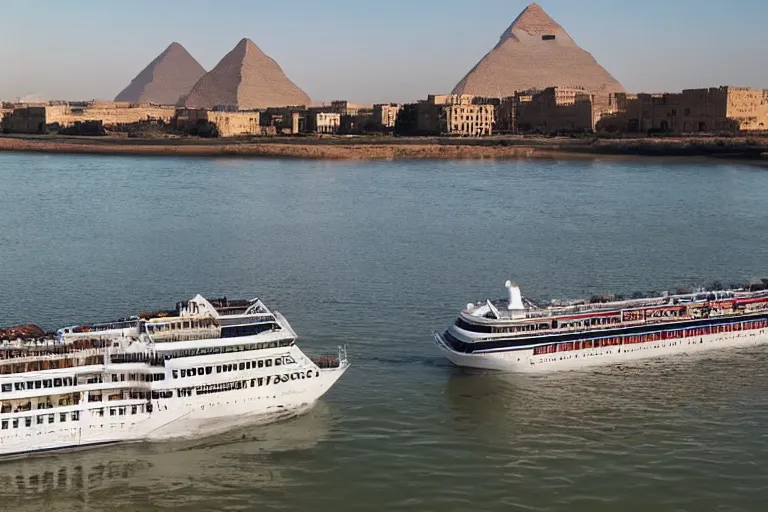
0 154 767 512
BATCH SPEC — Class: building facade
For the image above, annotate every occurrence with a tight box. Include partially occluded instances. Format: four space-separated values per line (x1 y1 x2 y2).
2 106 47 134
307 111 341 134
515 87 595 133
597 86 768 133
372 104 401 130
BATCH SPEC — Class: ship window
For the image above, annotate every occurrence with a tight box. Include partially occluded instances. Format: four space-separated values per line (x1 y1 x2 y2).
172 370 178 378
266 360 272 367
25 417 31 427
239 363 245 370
257 377 263 386
110 408 116 416
181 369 187 378
73 411 79 421
275 358 281 366
37 416 44 425
43 380 52 388
54 378 62 387
12 419 19 428
14 383 22 391
216 366 222 373
131 405 137 415
258 360 264 368
246 362 252 369
35 381 42 389
1 383 10 392
119 407 125 416
1 420 7 429
205 367 212 375
48 414 54 424
60 413 66 422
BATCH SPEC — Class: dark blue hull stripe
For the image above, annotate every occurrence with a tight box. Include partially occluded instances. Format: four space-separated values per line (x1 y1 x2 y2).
446 312 768 353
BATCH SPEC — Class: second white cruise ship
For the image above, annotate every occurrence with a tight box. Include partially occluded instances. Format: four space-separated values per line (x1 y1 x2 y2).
0 294 348 458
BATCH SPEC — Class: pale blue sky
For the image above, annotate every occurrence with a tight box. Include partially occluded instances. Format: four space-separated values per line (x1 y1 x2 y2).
1 0 766 103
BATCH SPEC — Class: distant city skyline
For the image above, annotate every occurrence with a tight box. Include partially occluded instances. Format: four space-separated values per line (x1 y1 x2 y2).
1 0 767 104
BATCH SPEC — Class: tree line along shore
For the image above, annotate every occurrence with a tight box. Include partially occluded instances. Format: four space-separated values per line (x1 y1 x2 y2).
0 134 767 163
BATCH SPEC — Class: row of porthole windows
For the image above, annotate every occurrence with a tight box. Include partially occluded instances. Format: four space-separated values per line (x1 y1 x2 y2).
109 373 165 383
1 377 75 393
171 356 295 379
177 370 320 398
1 411 80 430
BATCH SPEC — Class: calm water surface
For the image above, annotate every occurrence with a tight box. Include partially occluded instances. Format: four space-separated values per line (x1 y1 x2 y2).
0 154 767 512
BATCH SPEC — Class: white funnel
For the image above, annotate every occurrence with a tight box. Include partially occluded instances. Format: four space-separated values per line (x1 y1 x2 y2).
505 280 525 310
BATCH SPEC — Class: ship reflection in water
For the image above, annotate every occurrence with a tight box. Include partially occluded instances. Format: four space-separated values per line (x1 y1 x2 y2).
0 402 334 509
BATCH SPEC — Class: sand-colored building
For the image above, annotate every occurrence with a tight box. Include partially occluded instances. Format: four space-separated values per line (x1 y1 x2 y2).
37 101 175 130
261 107 305 134
2 106 47 134
372 104 401 129
444 103 495 136
175 108 261 137
597 86 768 133
515 87 596 133
401 94 497 136
306 111 341 134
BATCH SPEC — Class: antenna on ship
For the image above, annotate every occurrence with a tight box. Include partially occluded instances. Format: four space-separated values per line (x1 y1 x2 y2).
505 280 525 310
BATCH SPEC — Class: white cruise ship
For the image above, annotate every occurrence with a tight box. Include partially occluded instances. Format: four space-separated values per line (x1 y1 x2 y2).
0 294 348 458
434 280 768 372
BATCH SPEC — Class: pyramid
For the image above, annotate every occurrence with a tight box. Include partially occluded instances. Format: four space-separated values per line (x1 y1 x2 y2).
183 38 311 110
114 42 206 105
452 3 624 97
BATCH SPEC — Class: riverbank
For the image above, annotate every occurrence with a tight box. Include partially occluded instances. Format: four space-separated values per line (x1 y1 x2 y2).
1 134 767 163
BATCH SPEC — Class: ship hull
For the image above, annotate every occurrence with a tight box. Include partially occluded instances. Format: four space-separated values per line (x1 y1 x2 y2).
434 328 768 373
0 360 347 458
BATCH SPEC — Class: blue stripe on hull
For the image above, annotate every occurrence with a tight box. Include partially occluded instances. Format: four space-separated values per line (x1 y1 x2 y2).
447 312 768 353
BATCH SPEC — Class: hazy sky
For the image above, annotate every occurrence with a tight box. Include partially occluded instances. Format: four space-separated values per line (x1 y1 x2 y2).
1 0 766 104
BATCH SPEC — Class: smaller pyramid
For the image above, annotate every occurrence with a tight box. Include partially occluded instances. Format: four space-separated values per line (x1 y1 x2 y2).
184 38 311 110
115 42 206 105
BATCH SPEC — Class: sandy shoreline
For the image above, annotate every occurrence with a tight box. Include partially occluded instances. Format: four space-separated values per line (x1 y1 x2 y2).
1 134 767 165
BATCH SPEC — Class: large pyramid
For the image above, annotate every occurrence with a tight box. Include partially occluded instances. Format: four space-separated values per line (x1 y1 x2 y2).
452 3 624 97
115 42 206 105
184 38 311 109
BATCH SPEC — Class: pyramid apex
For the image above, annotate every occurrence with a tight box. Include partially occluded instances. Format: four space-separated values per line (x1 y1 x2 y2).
503 2 562 38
